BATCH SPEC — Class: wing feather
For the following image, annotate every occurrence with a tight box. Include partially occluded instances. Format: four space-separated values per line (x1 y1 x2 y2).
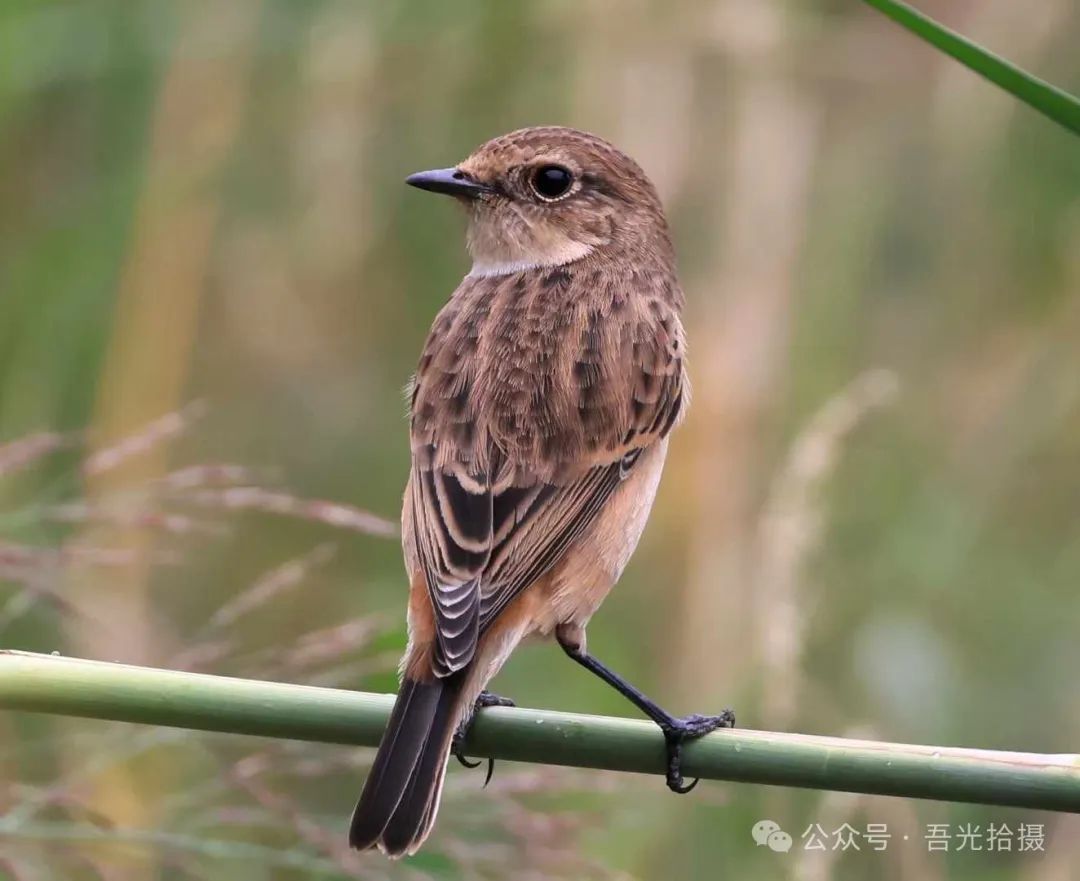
406 271 686 676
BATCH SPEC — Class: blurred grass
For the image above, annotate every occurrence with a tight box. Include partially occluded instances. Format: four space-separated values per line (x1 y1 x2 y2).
864 0 1080 133
1 0 1079 879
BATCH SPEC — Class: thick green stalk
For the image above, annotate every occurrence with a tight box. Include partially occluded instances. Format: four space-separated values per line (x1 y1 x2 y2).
863 0 1080 135
1 651 1078 812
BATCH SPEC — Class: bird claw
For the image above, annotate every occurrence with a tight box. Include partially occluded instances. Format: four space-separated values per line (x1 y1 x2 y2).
659 709 735 794
451 691 515 786
452 746 493 786
452 749 483 770
474 691 515 710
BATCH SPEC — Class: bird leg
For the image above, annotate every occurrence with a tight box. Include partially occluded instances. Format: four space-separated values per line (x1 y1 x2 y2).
451 691 515 785
556 623 734 793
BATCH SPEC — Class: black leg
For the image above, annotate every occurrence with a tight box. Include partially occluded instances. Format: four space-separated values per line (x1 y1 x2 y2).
451 691 515 786
556 631 734 793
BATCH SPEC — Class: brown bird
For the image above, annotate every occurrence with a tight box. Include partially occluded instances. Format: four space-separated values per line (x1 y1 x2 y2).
349 126 733 857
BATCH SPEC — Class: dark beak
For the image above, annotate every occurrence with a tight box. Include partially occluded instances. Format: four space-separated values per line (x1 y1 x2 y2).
405 167 491 198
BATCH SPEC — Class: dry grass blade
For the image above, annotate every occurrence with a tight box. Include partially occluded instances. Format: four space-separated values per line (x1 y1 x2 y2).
0 433 75 479
0 542 179 569
43 502 225 537
0 542 177 631
183 487 397 537
230 753 373 877
0 542 182 631
207 543 339 631
276 617 388 673
0 855 37 881
755 369 900 727
82 401 208 478
157 464 269 490
0 576 87 630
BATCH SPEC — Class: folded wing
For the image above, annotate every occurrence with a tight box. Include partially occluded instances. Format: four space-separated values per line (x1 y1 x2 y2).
407 278 686 677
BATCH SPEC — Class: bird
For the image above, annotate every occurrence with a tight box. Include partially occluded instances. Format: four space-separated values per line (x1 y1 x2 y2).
349 126 734 857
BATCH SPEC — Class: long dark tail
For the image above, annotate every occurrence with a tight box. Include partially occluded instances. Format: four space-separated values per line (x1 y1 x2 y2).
349 673 465 857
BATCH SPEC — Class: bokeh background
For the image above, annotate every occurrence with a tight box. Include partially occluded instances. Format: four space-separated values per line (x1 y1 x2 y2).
1 1 1078 878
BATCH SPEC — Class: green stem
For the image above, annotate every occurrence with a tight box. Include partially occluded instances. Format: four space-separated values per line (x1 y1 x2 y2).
863 0 1080 135
1 651 1078 812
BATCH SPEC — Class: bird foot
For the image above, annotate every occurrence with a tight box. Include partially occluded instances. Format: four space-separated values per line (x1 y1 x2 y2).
474 690 516 710
451 691 515 785
659 709 735 793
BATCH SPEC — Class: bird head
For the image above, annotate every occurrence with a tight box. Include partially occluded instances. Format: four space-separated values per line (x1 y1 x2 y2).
406 126 674 278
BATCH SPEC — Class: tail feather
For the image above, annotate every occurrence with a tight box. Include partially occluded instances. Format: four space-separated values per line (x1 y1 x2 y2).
380 683 462 855
349 674 464 856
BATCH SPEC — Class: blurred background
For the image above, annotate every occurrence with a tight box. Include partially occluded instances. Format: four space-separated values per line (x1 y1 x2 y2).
1 0 1078 878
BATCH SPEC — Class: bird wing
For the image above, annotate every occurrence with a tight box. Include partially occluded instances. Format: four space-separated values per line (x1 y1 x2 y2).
406 273 685 676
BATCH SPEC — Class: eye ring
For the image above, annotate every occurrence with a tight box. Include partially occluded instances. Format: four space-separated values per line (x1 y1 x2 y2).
529 164 574 201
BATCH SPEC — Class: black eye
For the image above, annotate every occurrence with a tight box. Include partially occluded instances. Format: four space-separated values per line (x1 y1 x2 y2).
530 165 573 200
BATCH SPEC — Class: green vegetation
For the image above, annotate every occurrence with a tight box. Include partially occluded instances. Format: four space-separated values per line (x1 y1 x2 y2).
864 0 1080 133
1 2 1077 878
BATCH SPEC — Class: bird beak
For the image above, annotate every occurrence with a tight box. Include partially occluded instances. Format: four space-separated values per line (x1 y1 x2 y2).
405 167 491 198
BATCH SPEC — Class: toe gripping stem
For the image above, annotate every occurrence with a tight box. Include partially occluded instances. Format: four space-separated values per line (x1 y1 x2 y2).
659 710 736 793
452 691 515 786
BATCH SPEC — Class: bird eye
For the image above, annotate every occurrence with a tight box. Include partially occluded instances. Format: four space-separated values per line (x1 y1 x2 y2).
529 165 574 200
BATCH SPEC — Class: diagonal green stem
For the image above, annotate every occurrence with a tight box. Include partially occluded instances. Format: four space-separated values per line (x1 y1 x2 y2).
863 0 1080 135
1 651 1078 812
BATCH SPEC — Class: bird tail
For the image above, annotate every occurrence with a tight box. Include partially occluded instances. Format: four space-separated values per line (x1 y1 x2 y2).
349 672 466 857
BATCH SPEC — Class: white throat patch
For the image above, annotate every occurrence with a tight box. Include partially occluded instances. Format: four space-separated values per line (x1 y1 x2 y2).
466 240 592 278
